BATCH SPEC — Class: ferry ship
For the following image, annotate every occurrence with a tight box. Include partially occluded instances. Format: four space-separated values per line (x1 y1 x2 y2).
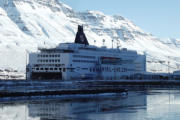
26 25 146 80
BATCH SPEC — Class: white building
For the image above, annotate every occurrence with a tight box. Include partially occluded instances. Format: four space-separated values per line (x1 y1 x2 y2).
26 25 146 80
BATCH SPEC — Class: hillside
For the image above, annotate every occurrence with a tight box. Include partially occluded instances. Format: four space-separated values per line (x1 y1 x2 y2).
0 0 180 74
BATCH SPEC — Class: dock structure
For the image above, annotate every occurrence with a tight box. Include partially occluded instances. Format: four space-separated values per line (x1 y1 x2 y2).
0 80 128 99
0 79 180 99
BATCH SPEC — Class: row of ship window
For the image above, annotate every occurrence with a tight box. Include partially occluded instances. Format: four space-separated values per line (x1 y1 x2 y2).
34 67 66 72
34 64 63 67
38 59 60 63
32 67 133 73
38 54 60 57
90 67 128 72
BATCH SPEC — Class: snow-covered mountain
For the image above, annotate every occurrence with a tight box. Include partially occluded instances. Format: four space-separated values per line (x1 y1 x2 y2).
0 0 180 73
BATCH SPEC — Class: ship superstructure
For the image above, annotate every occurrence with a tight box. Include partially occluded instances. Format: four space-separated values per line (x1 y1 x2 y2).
26 25 146 80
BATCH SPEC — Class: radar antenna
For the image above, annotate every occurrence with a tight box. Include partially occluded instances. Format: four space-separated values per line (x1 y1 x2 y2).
115 37 121 49
94 40 96 46
112 39 114 49
102 39 105 46
117 40 121 49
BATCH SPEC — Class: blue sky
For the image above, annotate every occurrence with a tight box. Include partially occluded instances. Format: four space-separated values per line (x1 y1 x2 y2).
60 0 180 38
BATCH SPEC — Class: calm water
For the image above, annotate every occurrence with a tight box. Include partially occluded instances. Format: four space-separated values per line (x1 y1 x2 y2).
0 89 180 120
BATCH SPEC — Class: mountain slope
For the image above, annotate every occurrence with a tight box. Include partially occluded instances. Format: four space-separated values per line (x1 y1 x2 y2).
0 0 180 73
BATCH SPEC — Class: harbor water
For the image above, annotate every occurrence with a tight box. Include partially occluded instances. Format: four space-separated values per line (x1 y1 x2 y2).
0 89 180 120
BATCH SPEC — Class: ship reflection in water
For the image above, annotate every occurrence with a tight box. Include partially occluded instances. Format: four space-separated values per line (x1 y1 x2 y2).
28 92 146 120
1 90 180 120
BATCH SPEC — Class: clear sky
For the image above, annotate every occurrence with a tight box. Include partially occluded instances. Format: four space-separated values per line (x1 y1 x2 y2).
60 0 180 38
